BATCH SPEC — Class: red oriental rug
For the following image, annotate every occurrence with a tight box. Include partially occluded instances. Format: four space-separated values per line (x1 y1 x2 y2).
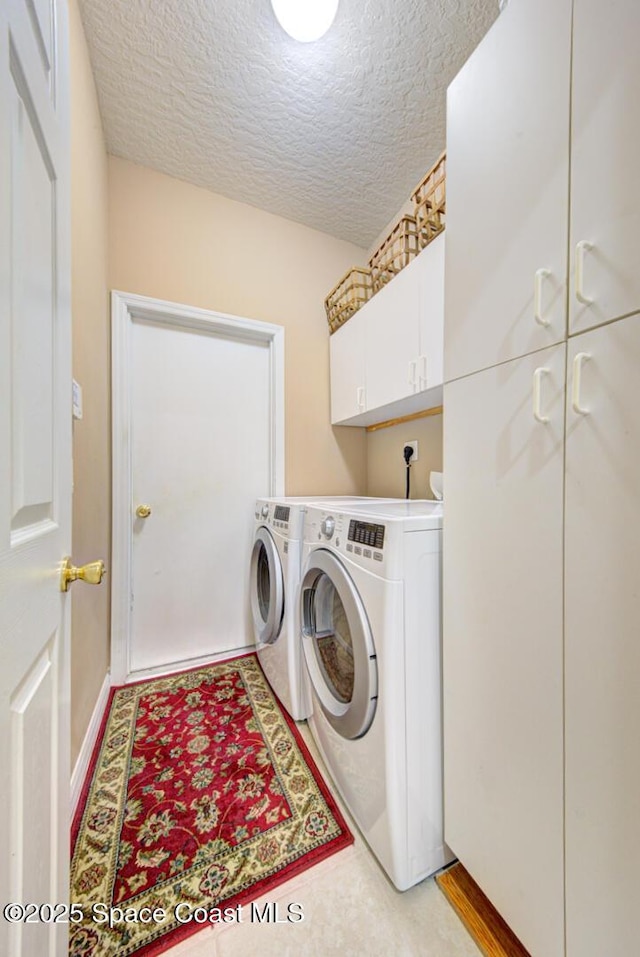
70 654 352 956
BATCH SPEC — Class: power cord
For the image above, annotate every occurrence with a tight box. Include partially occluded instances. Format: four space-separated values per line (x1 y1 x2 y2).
403 445 414 499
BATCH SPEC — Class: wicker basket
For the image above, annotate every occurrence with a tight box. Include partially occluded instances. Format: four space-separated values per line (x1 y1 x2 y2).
368 215 422 292
324 266 374 334
411 151 446 248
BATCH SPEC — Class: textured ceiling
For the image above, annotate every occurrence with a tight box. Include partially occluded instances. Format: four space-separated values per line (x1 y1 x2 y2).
77 0 497 248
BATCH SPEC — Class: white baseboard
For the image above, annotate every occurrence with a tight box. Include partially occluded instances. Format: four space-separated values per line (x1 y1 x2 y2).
124 644 255 684
71 672 111 819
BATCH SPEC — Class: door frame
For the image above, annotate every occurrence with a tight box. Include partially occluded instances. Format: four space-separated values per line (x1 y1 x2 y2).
110 290 285 684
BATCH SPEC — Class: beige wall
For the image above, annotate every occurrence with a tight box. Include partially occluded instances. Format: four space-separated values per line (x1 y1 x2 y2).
108 157 368 496
68 7 442 763
69 0 111 767
366 412 443 500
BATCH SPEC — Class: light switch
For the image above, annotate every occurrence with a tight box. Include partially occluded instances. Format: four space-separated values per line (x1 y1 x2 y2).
72 379 83 420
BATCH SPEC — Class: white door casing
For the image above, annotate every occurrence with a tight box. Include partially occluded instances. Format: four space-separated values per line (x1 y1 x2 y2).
0 0 71 955
111 292 284 684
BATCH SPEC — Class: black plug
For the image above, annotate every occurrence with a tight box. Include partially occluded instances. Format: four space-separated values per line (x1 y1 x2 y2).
403 445 414 465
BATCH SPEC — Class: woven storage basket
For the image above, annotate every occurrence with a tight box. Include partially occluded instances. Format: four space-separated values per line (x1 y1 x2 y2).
324 266 373 334
368 215 422 292
411 151 446 248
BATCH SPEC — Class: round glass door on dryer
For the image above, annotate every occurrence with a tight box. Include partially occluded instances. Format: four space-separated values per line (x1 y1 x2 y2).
250 526 284 645
300 549 378 739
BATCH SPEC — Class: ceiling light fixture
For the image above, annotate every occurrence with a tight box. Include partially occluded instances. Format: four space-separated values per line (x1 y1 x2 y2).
271 0 339 43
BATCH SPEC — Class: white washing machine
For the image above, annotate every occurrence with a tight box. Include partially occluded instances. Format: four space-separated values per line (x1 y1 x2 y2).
299 499 454 889
249 496 401 721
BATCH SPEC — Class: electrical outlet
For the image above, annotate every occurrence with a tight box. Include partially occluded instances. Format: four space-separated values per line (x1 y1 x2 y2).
403 440 418 463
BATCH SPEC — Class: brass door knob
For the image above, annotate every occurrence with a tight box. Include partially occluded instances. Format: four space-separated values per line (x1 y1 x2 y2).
136 505 152 518
60 558 106 592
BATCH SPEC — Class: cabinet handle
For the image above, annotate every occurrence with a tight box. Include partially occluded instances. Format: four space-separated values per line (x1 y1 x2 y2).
571 352 591 415
532 367 550 424
408 360 417 390
575 240 593 304
419 354 428 388
356 386 365 411
534 268 551 326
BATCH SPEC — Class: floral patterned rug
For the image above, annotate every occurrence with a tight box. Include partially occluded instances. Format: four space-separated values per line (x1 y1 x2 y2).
70 654 352 956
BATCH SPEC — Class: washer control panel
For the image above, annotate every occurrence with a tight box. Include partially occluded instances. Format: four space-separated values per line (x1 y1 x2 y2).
347 519 385 550
274 505 290 523
320 516 336 539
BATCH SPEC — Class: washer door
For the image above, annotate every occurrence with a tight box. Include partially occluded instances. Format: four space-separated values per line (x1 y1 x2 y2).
300 549 377 740
250 527 284 645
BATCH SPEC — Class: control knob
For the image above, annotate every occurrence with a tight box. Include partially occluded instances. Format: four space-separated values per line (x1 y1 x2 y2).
321 516 336 539
261 504 269 518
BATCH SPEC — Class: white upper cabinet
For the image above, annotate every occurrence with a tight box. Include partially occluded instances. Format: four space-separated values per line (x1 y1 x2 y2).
364 255 421 411
329 307 366 424
330 235 444 427
417 232 445 392
569 0 640 335
444 0 572 383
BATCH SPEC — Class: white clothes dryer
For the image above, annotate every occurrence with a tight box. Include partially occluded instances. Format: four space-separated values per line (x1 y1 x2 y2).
249 496 400 721
299 500 454 889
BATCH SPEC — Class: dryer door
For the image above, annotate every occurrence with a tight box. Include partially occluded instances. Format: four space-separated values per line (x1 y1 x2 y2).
250 527 284 645
301 549 377 739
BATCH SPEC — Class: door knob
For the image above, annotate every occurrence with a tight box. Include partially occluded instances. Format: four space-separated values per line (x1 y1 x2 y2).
136 504 152 518
60 558 106 592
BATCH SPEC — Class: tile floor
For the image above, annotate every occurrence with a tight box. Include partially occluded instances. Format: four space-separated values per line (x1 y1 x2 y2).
162 724 482 957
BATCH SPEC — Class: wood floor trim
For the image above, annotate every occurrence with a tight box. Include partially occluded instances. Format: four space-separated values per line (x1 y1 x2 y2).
436 863 532 957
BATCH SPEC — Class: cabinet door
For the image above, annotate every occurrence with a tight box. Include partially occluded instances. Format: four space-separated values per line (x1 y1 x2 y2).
569 0 640 335
417 232 444 392
329 310 366 424
565 314 640 956
444 0 571 383
364 260 420 411
443 344 566 957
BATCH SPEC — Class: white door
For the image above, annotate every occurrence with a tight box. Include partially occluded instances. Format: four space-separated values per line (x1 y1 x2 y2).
0 1 71 955
569 0 640 335
111 294 284 681
444 0 571 382
565 314 640 956
443 344 566 957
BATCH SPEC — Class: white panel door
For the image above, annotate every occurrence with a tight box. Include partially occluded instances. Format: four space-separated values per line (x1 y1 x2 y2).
443 344 566 957
129 314 274 675
444 0 571 383
0 1 71 955
329 309 366 424
565 314 640 956
364 257 420 411
569 0 640 335
417 232 444 392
